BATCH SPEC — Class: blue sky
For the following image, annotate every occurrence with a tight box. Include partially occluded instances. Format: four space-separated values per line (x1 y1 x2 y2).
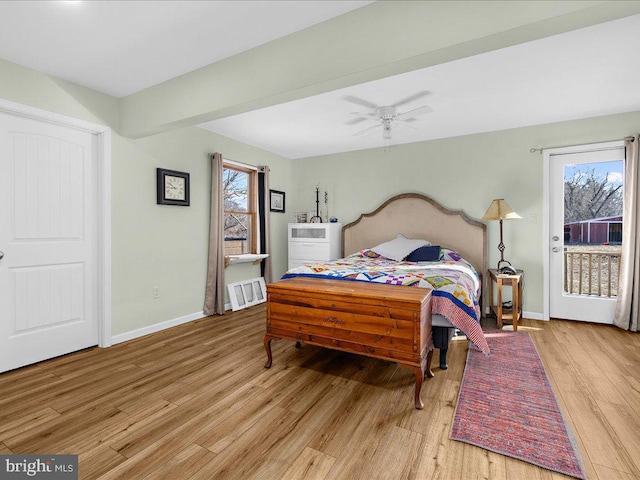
223 169 248 210
564 160 624 185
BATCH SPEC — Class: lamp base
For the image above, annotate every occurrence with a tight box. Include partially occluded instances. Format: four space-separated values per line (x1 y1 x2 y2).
497 259 517 275
497 259 512 270
495 219 516 273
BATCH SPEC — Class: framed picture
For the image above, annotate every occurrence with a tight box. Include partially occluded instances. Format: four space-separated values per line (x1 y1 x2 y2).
157 168 190 206
270 189 285 213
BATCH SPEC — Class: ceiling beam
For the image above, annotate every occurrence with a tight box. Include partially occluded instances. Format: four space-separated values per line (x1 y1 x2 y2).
119 1 640 138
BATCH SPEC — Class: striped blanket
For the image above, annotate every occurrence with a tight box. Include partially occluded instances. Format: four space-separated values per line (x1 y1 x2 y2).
282 248 489 355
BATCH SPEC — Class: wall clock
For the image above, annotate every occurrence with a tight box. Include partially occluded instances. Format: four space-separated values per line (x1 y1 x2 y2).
157 168 190 206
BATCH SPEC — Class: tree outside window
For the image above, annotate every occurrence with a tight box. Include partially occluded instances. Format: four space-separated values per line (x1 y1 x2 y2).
223 164 257 255
564 164 623 223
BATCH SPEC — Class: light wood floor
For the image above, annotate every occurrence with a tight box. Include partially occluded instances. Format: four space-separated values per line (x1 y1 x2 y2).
1 306 639 480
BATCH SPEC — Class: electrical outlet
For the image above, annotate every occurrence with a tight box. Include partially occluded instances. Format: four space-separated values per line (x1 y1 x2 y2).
153 286 160 299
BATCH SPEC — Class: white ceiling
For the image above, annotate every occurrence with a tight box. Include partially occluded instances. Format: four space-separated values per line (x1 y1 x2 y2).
0 0 372 98
1 2 639 160
200 13 640 158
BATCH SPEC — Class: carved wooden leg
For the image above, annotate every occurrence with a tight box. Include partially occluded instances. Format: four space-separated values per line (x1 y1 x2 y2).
295 341 302 348
425 348 435 378
413 367 425 409
264 336 273 368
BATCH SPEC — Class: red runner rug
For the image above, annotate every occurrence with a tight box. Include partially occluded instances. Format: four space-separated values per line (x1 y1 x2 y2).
451 330 586 479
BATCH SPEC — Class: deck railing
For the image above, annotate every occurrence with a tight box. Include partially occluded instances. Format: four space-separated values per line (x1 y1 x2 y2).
564 249 620 297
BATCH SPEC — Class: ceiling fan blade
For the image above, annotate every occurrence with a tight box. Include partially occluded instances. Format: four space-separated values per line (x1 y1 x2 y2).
352 124 382 137
345 111 380 125
397 104 433 121
343 95 379 110
397 122 419 133
345 116 368 126
392 90 430 108
351 111 379 120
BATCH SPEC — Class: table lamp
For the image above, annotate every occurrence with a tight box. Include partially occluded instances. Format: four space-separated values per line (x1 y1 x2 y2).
481 198 521 271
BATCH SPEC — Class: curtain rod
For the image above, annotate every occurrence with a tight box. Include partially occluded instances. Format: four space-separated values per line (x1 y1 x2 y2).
529 135 634 154
211 154 258 171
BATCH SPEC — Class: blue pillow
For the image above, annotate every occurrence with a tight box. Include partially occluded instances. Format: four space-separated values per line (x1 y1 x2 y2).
406 245 441 262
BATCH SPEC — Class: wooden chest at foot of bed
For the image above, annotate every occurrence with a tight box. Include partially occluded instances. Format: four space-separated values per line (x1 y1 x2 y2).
264 277 434 409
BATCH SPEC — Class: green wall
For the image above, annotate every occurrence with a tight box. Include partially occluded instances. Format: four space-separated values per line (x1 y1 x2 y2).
289 111 640 317
114 128 291 334
0 57 292 336
3 50 640 328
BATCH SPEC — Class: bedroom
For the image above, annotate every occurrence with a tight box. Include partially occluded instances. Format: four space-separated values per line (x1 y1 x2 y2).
0 1 639 479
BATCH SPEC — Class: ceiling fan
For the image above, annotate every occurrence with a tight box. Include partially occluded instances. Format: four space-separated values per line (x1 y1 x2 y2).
344 91 433 140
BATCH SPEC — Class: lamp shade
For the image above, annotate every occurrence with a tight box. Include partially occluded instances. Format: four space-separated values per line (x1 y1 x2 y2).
481 199 522 221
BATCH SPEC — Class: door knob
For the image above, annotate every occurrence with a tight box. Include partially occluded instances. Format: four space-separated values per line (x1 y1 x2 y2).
552 247 561 253
552 236 560 241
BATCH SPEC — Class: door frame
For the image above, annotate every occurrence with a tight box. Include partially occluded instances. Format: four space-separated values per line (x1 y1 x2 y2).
0 98 112 347
542 140 624 320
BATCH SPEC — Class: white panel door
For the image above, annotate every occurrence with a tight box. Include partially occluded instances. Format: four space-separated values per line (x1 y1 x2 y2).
0 111 98 372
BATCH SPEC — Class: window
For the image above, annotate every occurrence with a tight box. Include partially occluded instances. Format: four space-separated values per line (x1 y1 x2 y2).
223 162 258 255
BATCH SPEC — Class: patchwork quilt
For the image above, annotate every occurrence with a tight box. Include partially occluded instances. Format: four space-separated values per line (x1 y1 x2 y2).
282 248 490 355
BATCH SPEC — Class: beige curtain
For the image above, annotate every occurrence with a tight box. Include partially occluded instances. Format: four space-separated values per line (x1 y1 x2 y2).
203 153 225 316
258 166 273 283
613 135 639 331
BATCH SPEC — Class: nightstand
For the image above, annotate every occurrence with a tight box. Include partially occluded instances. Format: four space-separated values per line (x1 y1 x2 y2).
488 268 523 331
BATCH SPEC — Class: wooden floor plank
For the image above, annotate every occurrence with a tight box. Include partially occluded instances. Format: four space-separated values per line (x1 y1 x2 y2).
433 433 465 480
321 394 406 479
187 405 294 480
280 447 336 480
595 400 640 474
140 443 216 480
76 400 179 455
593 464 640 480
308 382 393 458
355 425 423 480
247 384 354 480
78 445 126 480
0 306 638 480
3 405 126 455
194 368 329 452
109 382 261 459
0 407 60 441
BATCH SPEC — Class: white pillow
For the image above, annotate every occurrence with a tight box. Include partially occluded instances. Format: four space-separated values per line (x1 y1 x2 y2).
371 234 431 261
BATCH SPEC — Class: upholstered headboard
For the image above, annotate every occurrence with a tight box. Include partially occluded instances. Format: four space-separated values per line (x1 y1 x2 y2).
342 193 487 276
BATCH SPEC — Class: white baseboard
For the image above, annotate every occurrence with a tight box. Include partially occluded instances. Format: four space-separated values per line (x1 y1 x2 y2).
485 307 546 321
111 310 205 345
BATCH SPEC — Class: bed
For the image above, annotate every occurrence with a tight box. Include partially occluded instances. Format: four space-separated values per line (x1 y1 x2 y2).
264 193 488 408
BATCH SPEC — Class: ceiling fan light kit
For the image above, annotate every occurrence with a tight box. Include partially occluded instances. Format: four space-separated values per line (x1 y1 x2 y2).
383 121 392 140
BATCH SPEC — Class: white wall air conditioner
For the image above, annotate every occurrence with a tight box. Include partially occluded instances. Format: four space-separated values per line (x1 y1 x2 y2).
227 277 267 311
